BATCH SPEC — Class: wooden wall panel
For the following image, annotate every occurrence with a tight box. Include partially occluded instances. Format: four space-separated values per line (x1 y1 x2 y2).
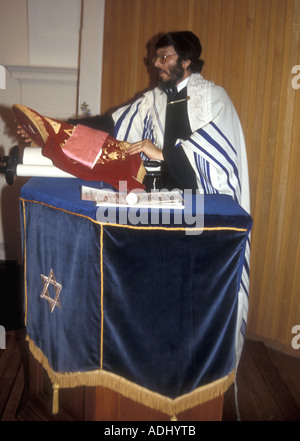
101 0 300 356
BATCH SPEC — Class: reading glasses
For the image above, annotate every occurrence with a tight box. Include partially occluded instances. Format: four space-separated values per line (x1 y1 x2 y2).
152 53 177 64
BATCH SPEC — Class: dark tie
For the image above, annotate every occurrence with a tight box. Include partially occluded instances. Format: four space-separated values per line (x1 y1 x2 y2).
164 87 191 149
162 86 198 190
165 87 178 102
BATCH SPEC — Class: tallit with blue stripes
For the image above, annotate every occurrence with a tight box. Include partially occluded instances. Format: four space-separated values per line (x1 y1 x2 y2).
112 73 250 364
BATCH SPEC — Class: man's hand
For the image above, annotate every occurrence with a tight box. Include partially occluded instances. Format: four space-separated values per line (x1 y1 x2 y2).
126 139 163 160
16 125 32 143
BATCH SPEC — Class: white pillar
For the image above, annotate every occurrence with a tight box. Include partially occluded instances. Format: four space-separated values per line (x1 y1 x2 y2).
78 0 105 116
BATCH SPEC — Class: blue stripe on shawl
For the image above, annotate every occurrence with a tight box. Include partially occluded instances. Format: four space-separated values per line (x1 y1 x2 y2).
114 100 142 141
114 106 131 138
190 136 238 201
243 255 250 278
210 121 237 155
142 112 154 142
194 153 218 195
198 127 241 193
241 319 247 337
195 155 207 193
241 279 249 300
124 101 141 141
203 156 217 194
152 90 164 140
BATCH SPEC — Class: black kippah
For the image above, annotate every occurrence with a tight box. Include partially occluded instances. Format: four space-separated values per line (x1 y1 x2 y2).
173 31 202 58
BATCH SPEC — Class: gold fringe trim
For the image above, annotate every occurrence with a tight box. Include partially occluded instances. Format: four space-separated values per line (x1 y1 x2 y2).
27 335 235 416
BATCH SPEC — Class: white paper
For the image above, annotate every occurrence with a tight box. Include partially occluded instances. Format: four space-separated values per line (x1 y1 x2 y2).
81 185 184 209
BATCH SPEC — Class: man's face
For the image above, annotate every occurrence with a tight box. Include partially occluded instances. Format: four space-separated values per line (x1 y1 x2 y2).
153 45 190 89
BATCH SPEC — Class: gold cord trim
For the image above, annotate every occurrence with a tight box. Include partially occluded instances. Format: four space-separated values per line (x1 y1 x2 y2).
19 198 248 233
100 225 104 369
21 200 28 326
26 335 234 416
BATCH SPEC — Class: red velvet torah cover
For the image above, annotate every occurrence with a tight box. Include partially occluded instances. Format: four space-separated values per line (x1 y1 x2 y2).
12 104 145 191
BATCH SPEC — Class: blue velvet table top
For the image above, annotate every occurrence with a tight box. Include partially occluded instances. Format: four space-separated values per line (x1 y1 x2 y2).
20 177 252 408
20 177 252 230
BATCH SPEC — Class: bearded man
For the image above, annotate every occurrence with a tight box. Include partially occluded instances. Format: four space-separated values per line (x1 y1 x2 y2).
112 31 249 208
109 31 251 365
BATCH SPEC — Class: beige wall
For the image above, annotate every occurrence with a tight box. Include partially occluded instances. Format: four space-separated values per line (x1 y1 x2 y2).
0 0 29 65
0 0 29 260
0 0 85 260
0 0 104 261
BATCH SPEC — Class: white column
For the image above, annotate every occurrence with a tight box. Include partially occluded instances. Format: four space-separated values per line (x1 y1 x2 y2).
78 0 105 117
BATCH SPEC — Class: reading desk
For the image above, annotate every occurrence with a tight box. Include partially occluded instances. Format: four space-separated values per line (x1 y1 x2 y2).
19 177 252 420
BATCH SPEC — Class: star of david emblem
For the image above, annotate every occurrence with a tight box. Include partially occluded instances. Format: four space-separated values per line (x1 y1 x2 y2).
40 269 62 313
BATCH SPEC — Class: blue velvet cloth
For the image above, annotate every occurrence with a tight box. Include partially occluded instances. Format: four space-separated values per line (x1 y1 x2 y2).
20 178 252 399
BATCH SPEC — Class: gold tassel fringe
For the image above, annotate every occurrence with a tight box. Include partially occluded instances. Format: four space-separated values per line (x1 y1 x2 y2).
52 383 59 414
27 335 234 416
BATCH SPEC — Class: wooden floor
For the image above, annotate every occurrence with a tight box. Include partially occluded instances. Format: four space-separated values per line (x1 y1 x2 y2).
1 328 300 421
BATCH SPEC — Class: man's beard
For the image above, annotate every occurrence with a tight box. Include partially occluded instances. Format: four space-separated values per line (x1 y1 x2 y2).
157 60 185 90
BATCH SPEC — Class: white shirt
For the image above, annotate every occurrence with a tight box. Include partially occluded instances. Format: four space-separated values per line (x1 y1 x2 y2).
176 76 190 93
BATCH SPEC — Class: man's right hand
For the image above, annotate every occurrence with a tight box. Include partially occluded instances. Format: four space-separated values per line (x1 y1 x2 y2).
126 139 164 160
16 124 32 143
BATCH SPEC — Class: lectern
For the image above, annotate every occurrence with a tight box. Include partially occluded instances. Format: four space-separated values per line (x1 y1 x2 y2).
20 177 252 421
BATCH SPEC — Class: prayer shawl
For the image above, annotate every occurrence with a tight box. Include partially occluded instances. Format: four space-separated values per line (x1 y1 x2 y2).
112 73 250 364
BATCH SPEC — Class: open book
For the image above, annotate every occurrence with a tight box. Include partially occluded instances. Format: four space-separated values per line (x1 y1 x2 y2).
81 185 184 209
